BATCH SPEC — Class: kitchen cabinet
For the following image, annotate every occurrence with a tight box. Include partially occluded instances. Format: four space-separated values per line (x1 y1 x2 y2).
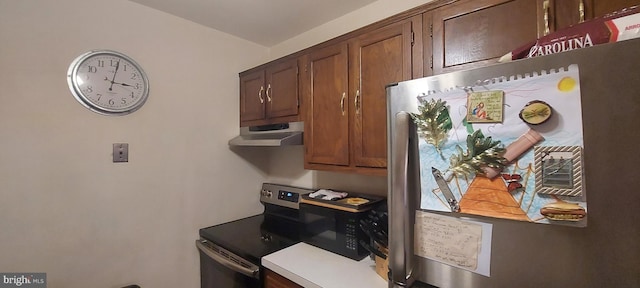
539 0 588 34
237 0 640 173
264 268 303 288
350 19 416 169
239 58 299 127
301 42 350 167
427 0 640 75
428 0 539 75
591 0 640 16
538 0 640 34
302 17 420 175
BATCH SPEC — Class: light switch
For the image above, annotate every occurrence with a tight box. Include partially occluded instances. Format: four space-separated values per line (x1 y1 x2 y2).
113 143 129 163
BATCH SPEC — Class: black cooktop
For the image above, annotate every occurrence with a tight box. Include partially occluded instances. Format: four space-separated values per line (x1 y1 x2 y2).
199 213 301 265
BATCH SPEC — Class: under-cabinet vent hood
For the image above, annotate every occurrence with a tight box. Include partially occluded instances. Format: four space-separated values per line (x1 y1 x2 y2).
228 122 303 146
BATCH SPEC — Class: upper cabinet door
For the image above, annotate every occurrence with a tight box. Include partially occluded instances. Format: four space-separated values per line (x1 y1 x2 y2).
265 58 299 119
349 20 413 168
303 43 350 166
431 0 539 74
539 0 589 34
239 69 266 123
240 58 300 127
539 0 639 35
592 0 639 16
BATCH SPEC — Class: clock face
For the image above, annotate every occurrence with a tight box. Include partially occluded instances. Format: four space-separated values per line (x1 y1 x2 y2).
67 50 149 115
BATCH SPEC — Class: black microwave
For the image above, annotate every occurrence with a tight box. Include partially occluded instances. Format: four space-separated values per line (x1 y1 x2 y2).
299 200 380 261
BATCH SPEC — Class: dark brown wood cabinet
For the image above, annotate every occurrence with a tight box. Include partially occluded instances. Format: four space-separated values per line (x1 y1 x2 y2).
538 0 587 34
302 17 419 175
427 0 639 76
264 269 303 288
428 0 539 75
591 0 640 16
239 58 299 126
349 19 414 169
237 0 640 175
302 43 350 167
538 0 640 34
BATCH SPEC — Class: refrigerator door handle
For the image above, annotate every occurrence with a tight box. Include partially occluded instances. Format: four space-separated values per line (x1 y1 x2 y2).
389 111 414 287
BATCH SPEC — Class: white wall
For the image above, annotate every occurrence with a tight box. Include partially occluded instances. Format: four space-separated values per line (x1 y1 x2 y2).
0 0 270 287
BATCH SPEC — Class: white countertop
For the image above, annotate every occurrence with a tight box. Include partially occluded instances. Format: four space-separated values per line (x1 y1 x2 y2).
262 243 388 288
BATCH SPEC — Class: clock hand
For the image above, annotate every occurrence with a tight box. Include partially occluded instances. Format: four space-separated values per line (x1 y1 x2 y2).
104 77 132 86
115 82 133 87
108 61 120 91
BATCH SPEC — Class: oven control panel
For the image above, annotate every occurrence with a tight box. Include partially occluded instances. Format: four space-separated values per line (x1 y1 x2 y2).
277 190 299 202
260 183 313 210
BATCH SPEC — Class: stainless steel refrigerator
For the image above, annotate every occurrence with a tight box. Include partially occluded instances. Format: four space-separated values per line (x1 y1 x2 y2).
386 38 640 288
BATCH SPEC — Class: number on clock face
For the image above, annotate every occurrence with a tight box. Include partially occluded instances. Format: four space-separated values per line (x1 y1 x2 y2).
74 54 146 111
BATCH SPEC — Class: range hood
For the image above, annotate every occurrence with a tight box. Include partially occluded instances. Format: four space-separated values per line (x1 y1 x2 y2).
228 122 304 146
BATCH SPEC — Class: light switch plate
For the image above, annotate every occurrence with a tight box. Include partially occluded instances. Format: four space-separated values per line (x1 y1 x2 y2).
113 143 129 163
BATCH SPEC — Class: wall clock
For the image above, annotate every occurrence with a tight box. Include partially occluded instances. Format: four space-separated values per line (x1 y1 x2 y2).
67 50 149 116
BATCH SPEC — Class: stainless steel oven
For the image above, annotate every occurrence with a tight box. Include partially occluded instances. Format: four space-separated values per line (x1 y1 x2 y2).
196 183 312 288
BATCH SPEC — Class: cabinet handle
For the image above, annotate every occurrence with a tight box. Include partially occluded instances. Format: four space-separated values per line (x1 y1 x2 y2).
266 84 272 103
543 0 550 35
578 0 585 23
340 92 346 116
258 86 264 104
354 89 361 115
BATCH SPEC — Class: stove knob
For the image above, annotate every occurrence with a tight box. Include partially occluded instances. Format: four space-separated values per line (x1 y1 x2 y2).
260 234 272 242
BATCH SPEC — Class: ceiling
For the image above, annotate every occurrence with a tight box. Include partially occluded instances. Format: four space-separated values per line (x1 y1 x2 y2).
129 0 378 47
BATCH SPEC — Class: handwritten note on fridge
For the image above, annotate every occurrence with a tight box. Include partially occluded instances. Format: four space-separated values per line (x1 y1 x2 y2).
415 211 492 276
